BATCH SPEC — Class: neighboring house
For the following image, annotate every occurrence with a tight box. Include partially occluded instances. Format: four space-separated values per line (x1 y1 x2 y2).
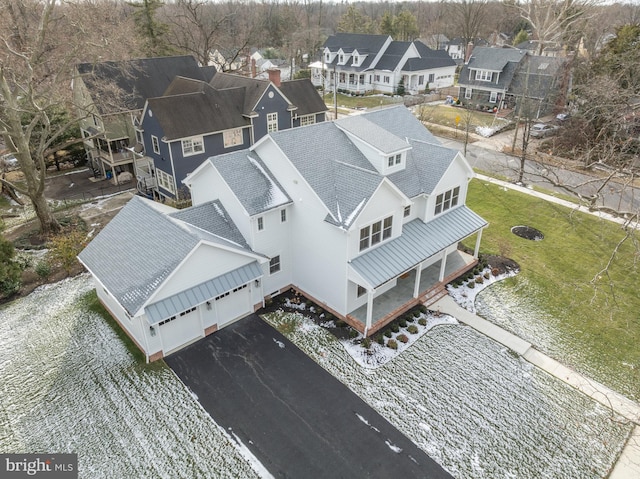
515 40 563 57
79 106 487 361
457 46 569 115
73 56 216 184
137 70 328 200
446 38 489 63
422 34 450 51
310 33 456 95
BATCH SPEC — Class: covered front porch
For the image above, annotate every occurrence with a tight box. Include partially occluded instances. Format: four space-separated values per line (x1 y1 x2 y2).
346 249 476 335
346 205 487 336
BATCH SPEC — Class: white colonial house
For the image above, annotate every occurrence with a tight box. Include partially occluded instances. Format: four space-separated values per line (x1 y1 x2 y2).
79 106 486 361
310 33 456 95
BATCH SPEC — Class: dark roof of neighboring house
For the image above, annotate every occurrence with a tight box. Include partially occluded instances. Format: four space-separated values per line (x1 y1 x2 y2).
275 79 328 115
324 33 390 54
509 55 567 100
412 42 457 68
323 33 391 71
146 82 249 140
209 73 272 114
76 56 216 114
458 47 527 90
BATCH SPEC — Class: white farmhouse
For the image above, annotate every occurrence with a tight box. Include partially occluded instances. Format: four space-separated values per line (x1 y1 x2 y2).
79 106 486 361
310 33 456 95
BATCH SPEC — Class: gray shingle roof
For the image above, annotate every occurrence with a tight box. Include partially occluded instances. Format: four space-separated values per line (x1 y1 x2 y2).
375 41 411 70
359 105 440 144
278 80 328 115
458 47 526 91
77 56 215 114
269 106 458 228
508 55 567 101
169 200 250 248
209 72 272 114
336 114 410 154
78 196 199 316
147 82 249 140
349 206 487 287
323 33 391 71
209 150 292 216
402 43 456 71
390 139 458 197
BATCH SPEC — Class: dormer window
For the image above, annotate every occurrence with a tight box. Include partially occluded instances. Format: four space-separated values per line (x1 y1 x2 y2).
352 55 360 66
387 153 403 168
339 54 345 64
325 52 331 62
475 70 493 82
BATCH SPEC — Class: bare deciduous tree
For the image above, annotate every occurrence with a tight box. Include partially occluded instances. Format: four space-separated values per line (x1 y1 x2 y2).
0 0 135 234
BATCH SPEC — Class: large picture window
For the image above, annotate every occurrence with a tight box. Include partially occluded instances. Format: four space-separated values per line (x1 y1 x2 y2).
434 187 460 215
475 70 493 82
182 136 204 156
359 216 393 251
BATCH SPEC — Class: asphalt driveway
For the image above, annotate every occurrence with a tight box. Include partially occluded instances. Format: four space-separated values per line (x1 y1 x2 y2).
166 315 452 479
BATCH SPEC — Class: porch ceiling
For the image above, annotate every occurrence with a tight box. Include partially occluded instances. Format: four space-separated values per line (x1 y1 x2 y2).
349 206 487 288
145 261 262 325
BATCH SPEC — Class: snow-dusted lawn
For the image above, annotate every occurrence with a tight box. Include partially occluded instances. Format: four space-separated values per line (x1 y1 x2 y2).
0 276 261 479
263 309 631 478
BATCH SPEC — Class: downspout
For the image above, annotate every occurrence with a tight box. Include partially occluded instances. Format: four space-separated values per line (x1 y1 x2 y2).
167 140 178 200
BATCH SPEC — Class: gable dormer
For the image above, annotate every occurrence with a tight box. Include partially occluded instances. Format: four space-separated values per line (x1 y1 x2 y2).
335 115 410 175
323 47 335 64
351 49 366 67
337 48 349 65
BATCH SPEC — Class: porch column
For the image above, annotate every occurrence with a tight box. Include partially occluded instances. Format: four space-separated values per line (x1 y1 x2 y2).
365 289 374 336
474 229 483 258
439 250 448 282
413 264 422 298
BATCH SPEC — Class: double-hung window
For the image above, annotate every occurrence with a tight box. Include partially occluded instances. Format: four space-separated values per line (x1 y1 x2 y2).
434 187 460 215
475 70 492 82
156 169 175 194
465 88 472 99
267 113 278 133
359 216 393 252
223 128 243 148
152 135 160 154
269 256 281 274
489 91 498 103
300 114 315 126
182 136 204 156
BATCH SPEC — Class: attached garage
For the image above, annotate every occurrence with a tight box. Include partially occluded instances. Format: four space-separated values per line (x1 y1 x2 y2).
157 307 202 354
214 284 251 327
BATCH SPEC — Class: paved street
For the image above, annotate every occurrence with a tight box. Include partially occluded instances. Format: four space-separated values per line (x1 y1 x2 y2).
166 315 452 479
438 134 640 213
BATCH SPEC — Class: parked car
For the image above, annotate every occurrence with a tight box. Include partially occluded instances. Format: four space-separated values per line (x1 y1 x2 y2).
555 112 571 123
530 123 559 138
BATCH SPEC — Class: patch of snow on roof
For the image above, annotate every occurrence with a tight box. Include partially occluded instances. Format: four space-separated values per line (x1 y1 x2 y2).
344 198 367 227
247 155 288 209
336 202 342 223
213 202 226 218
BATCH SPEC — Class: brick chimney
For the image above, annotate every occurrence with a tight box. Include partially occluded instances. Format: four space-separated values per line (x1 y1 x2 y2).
465 42 474 63
268 68 281 87
251 58 257 78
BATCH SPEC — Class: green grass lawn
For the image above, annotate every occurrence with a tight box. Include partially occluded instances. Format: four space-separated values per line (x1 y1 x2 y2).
418 104 509 130
467 179 640 399
322 92 402 110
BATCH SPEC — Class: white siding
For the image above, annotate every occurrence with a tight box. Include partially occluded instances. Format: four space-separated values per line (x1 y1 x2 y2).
349 182 404 260
255 138 350 314
151 245 256 302
253 206 293 295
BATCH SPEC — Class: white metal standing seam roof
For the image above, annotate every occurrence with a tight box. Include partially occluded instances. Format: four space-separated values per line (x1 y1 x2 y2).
349 206 487 288
145 261 263 324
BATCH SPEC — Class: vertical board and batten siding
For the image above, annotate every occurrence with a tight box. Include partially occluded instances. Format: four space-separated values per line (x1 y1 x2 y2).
150 245 257 303
348 182 404 261
252 206 293 296
255 138 350 313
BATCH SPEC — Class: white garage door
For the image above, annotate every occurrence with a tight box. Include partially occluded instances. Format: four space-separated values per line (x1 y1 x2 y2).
159 307 202 353
215 284 251 327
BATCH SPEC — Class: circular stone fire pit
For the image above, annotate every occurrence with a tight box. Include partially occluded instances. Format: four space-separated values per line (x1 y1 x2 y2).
511 225 544 241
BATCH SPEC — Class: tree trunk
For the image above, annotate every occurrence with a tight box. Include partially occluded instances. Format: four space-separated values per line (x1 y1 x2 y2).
30 191 60 235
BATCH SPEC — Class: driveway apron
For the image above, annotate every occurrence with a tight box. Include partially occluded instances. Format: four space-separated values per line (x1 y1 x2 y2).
166 314 452 479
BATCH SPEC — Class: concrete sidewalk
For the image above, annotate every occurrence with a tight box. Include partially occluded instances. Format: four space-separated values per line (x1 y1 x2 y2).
433 295 640 478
